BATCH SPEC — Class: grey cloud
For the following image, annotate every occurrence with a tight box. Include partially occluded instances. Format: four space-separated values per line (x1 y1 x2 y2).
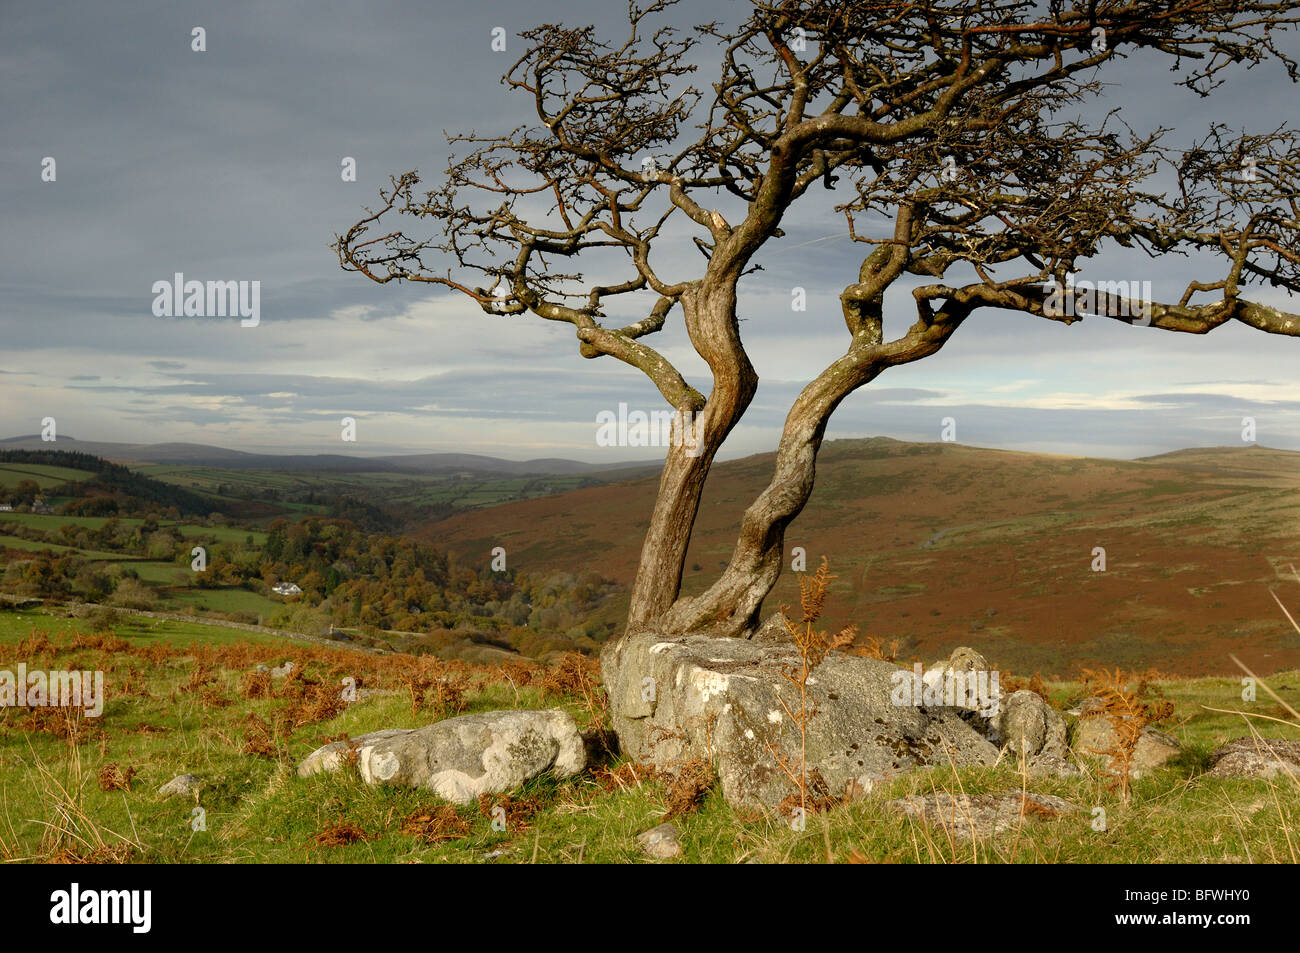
2 0 1298 460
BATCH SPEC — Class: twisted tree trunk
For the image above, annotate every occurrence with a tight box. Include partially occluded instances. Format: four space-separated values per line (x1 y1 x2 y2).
655 295 973 640
625 283 758 633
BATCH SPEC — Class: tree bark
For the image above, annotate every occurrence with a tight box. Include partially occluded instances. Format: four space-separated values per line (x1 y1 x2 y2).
624 284 757 633
660 301 971 639
659 368 852 638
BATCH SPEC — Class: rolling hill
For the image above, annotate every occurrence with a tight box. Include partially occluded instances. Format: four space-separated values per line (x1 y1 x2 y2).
0 435 655 476
418 437 1300 678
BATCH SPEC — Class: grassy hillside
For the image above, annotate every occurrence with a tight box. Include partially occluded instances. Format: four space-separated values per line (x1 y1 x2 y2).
0 463 96 490
135 463 619 513
1 606 1297 864
422 439 1300 677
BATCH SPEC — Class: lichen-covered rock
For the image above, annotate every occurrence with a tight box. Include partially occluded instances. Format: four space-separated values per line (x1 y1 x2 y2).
996 690 1069 760
886 791 1081 840
297 709 585 804
1025 753 1081 778
1206 737 1300 779
1069 700 1180 777
157 774 202 798
602 630 1005 811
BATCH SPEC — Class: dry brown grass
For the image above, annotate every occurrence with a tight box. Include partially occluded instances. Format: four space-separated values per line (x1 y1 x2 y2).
539 652 607 726
476 792 544 831
47 844 135 864
313 821 374 847
591 760 654 793
1001 671 1052 700
660 757 715 819
399 805 472 844
849 635 899 662
239 669 273 699
241 712 278 759
588 756 715 819
96 762 136 792
397 656 472 720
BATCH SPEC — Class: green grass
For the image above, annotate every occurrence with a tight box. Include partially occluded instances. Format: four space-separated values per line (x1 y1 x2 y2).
132 464 605 512
165 587 283 617
0 606 1296 864
0 464 95 490
0 513 146 531
0 535 141 561
0 609 286 648
176 525 267 545
129 562 189 585
0 514 259 546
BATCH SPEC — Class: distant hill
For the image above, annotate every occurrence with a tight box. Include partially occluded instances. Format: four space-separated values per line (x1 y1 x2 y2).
1136 444 1299 475
0 448 216 515
418 437 1300 677
0 435 656 477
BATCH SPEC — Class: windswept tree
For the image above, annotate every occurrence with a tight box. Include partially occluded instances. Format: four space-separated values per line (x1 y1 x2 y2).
336 0 1300 647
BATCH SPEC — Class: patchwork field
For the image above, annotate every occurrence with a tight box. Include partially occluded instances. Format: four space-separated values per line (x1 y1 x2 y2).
135 463 615 511
0 512 282 626
0 463 94 490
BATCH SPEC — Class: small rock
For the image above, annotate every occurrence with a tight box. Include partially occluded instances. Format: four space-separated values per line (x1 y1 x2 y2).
1206 737 1300 780
158 774 202 798
886 791 1080 840
637 821 683 860
920 647 997 716
297 709 585 804
943 646 990 674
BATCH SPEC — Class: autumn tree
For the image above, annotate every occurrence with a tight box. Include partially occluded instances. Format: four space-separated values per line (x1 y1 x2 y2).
336 0 1300 646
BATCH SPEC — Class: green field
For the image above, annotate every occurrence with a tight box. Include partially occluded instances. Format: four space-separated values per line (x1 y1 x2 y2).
0 535 141 561
166 587 284 617
175 524 267 545
134 464 605 511
0 512 147 531
0 513 262 545
0 463 94 489
0 607 289 648
129 561 189 585
0 512 272 619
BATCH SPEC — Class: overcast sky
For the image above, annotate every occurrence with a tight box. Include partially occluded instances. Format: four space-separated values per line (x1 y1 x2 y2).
3 0 1299 463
